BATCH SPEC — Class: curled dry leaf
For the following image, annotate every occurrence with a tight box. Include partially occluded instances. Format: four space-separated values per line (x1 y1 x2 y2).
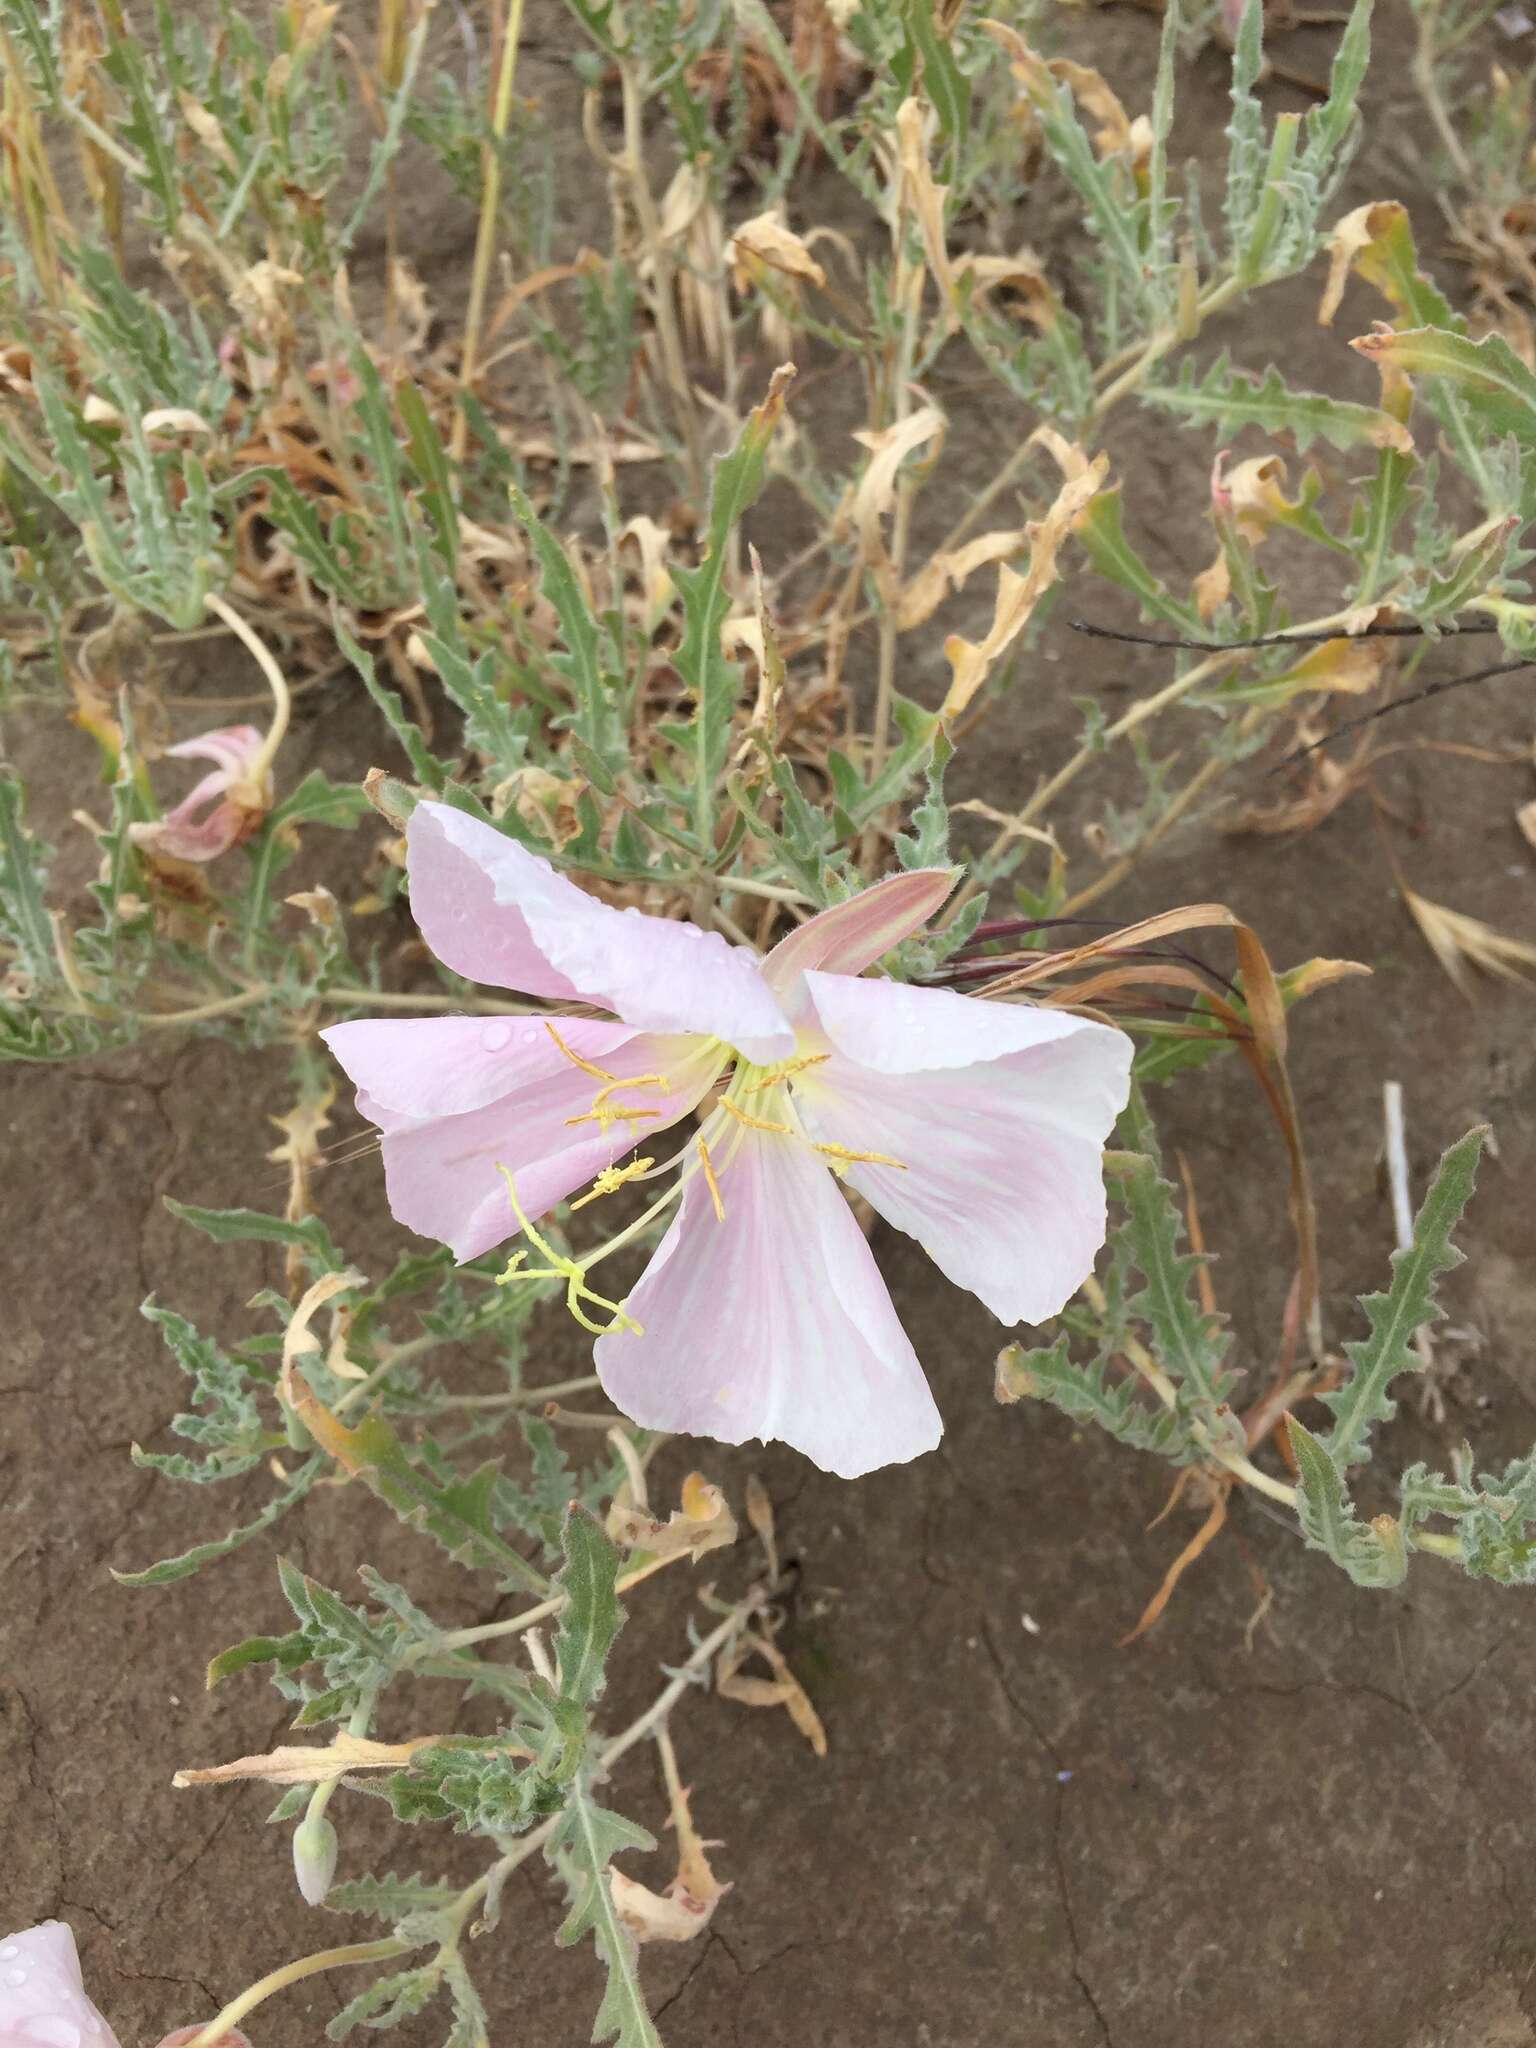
728 211 828 293
278 1268 364 1415
718 1626 828 1757
605 1471 738 1563
982 20 1148 165
896 98 953 304
1318 200 1417 326
941 452 1109 715
897 528 1030 630
610 1869 724 1945
743 1473 779 1584
951 250 1060 332
850 407 946 563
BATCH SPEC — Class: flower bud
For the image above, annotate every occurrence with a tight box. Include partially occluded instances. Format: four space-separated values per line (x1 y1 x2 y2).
292 1814 339 1905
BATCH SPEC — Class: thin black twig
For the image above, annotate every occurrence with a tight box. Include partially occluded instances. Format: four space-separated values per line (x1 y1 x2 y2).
1068 617 1500 652
1272 655 1536 772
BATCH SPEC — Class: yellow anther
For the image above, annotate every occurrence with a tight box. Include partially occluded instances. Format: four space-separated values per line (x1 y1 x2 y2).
570 1156 655 1210
695 1135 725 1222
591 1072 667 1107
545 1020 615 1082
718 1096 794 1135
813 1140 908 1172
739 1052 832 1091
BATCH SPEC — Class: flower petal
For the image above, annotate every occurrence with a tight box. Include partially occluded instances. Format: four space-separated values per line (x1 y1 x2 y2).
164 722 264 773
761 867 956 1010
323 1014 643 1122
595 1128 942 1477
0 1922 123 2048
792 974 1132 1325
330 1018 725 1261
407 803 794 1058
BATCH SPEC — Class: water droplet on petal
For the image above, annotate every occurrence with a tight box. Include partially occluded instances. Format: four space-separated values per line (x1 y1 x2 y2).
519 1027 541 1045
680 925 702 940
5 1967 28 1987
623 905 641 918
481 1022 512 1052
0 1945 15 1958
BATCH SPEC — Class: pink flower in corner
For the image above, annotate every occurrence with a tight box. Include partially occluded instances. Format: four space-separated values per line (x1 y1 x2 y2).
0 1920 250 2047
322 801 1132 1478
128 723 271 863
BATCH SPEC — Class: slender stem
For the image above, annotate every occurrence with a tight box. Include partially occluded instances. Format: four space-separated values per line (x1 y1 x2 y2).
451 0 526 463
599 1604 752 1771
186 1941 409 2048
424 1550 687 1659
135 987 269 1027
1412 1 1475 186
435 1373 602 1411
204 593 291 786
615 11 704 502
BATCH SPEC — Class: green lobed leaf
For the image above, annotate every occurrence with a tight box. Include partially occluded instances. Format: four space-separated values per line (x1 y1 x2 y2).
1287 1417 1407 1588
548 1780 661 2048
1144 354 1414 456
553 1505 624 1713
997 1334 1197 1463
112 1455 323 1586
1318 1126 1486 1470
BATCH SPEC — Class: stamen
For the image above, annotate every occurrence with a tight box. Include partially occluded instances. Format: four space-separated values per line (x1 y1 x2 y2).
718 1096 793 1135
545 1020 615 1082
565 1103 663 1132
493 1166 643 1337
694 1135 726 1221
570 1157 656 1210
739 1052 832 1091
591 1072 667 1106
813 1139 909 1172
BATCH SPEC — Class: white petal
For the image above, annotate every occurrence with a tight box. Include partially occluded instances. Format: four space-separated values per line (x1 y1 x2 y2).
0 1922 123 2048
595 1128 942 1478
406 804 793 1058
793 975 1132 1325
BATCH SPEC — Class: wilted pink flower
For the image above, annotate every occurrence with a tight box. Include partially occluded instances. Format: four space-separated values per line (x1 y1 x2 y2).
128 723 271 863
323 802 1132 1477
0 1920 250 2047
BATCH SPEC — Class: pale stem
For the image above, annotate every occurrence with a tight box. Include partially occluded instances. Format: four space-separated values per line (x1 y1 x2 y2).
1081 1276 1301 1507
186 1941 410 2048
424 1548 689 1659
615 5 704 502
865 249 923 801
450 0 527 463
204 592 291 786
933 278 1245 564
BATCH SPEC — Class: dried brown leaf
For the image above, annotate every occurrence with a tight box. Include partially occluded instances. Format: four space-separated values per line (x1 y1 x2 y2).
718 1627 828 1756
605 1472 738 1563
174 1730 437 1789
941 453 1107 714
896 528 1029 630
1401 885 1536 999
850 407 946 562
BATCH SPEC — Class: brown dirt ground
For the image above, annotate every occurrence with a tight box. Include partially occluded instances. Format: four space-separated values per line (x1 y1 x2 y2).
5 4 1536 2045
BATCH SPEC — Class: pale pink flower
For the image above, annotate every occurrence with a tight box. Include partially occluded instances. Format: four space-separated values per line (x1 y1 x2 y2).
0 1921 250 2047
128 723 271 862
323 802 1132 1477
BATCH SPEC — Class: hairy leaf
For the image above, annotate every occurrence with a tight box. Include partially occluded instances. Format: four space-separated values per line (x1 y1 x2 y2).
1319 1125 1486 1469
